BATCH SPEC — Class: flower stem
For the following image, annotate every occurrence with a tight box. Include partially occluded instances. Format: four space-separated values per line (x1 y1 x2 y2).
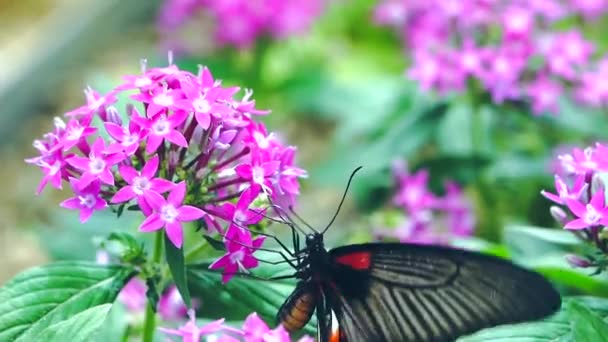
142 231 164 342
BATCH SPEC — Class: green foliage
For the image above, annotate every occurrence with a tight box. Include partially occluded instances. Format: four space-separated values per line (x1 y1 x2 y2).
459 297 608 342
186 252 316 335
0 262 135 342
165 235 192 308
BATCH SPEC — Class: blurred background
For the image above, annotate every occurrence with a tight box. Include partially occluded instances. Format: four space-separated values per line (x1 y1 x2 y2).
4 0 608 304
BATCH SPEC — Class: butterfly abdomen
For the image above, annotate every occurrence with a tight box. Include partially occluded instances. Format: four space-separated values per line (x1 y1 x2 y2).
277 285 316 332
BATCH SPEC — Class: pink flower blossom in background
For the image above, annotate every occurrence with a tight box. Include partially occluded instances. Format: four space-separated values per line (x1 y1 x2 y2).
159 310 242 342
374 0 608 114
118 278 148 312
26 56 307 275
158 285 192 321
242 312 313 342
158 0 325 50
376 160 476 245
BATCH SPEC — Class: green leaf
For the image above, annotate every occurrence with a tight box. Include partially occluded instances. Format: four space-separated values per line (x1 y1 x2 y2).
458 297 608 342
187 252 316 335
33 304 113 342
0 261 134 342
570 301 608 342
165 235 192 308
202 235 226 252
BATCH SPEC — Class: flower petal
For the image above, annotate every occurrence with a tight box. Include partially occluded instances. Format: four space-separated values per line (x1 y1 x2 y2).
142 155 159 178
178 205 206 221
139 214 165 232
168 181 186 206
165 221 184 248
111 186 136 203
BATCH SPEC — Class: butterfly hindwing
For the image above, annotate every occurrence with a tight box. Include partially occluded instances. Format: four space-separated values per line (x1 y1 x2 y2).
324 243 561 342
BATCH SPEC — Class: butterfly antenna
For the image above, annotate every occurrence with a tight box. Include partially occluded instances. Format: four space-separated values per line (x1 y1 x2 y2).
288 206 319 234
321 166 363 234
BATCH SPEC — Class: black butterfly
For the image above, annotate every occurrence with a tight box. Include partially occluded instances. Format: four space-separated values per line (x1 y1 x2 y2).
232 167 561 341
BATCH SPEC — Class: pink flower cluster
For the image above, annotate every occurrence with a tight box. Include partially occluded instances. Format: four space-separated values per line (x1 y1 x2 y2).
374 0 608 114
158 0 324 49
26 57 307 257
375 160 475 245
543 142 608 267
118 279 191 321
159 311 313 342
543 143 608 230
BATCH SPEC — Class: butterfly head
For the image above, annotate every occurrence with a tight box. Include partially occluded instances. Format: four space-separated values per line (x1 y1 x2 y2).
305 233 324 249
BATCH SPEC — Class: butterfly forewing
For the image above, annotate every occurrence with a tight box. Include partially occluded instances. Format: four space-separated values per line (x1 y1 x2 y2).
325 243 561 342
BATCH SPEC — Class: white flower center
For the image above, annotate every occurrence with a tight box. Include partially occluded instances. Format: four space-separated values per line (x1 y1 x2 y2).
79 194 96 209
49 160 62 176
160 204 179 223
133 176 150 195
193 97 211 113
234 209 248 225
89 157 106 174
66 125 84 141
153 92 174 107
123 130 139 145
152 116 170 136
584 204 601 225
135 77 152 88
252 166 265 185
230 250 245 264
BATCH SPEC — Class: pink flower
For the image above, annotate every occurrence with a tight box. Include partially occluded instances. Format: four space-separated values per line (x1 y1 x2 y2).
56 117 97 152
526 75 563 115
216 185 264 230
236 157 280 194
139 181 206 248
565 190 608 229
209 225 265 283
131 84 183 117
65 87 117 119
175 81 230 130
132 111 189 154
242 312 312 342
111 155 175 215
66 137 124 189
60 178 107 223
118 278 147 312
159 310 241 342
158 285 190 321
570 0 608 19
502 6 533 40
104 109 148 156
542 174 588 205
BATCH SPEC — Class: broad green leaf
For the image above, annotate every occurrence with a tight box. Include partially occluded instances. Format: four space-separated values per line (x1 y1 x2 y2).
94 304 127 342
569 301 608 342
187 252 316 334
165 235 192 308
458 297 608 342
0 261 135 342
33 304 112 342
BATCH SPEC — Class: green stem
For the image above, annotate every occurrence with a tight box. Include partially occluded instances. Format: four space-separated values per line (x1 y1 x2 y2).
142 232 163 342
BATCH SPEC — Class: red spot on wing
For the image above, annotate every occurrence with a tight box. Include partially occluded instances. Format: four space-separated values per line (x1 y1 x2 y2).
334 251 371 270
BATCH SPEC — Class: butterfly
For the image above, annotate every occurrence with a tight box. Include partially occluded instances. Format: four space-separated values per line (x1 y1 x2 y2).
270 167 561 342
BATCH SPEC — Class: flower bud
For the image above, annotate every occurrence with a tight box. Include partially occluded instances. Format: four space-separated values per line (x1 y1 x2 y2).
565 254 592 268
106 106 122 126
550 205 569 225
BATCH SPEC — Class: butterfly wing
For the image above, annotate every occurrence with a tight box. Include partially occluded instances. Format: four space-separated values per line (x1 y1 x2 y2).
323 243 561 342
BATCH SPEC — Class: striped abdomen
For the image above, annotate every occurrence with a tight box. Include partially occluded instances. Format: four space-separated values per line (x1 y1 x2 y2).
277 284 317 332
